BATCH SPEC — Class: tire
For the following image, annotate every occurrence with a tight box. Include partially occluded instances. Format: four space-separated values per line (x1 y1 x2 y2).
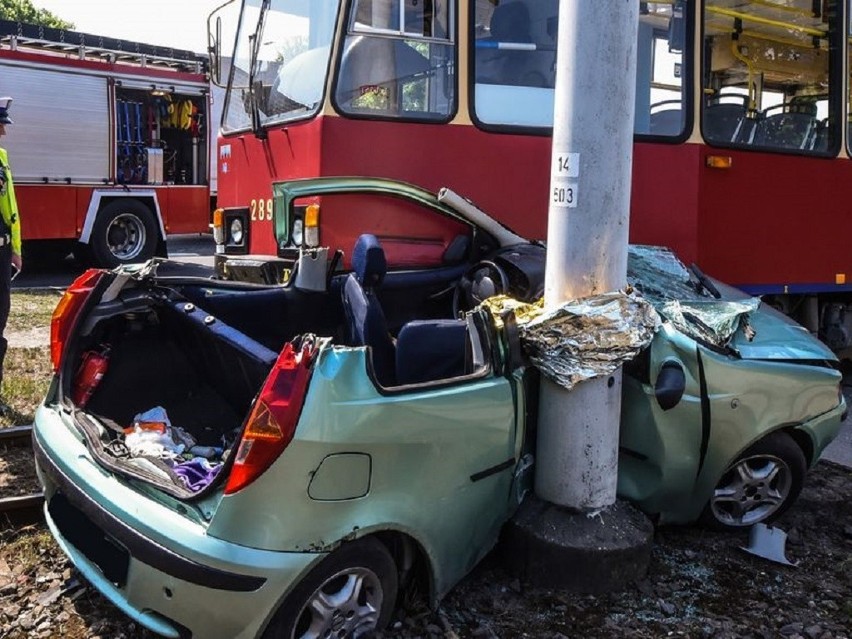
701 431 806 531
88 199 158 268
262 537 398 639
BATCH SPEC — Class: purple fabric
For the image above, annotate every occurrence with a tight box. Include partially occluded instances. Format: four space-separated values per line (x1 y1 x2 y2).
174 458 222 492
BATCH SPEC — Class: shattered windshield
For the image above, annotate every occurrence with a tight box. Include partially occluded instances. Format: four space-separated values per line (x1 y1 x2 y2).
627 245 760 346
222 0 339 132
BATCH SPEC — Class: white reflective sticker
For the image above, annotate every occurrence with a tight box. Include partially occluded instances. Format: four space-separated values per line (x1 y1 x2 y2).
551 182 578 208
552 152 580 178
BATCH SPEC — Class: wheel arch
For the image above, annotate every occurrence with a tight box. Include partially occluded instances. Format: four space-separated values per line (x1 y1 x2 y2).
257 531 430 639
372 530 438 608
785 424 816 467
79 190 167 256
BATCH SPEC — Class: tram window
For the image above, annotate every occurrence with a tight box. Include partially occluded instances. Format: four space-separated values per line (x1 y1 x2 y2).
848 0 852 155
334 0 456 121
471 0 558 128
470 1 688 137
635 3 688 138
702 0 838 154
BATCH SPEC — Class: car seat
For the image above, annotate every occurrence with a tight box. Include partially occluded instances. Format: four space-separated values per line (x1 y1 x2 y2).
395 319 470 385
342 234 396 386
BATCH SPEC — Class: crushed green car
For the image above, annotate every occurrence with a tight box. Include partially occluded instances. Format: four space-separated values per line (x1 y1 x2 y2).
34 177 845 638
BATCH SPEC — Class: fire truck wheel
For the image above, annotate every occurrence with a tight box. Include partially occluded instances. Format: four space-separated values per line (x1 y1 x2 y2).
89 200 159 268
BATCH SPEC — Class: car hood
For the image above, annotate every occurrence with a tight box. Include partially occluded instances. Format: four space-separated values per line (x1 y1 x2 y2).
626 246 835 363
728 301 835 361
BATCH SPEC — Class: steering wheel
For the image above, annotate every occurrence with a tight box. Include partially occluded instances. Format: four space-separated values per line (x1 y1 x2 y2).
453 260 510 316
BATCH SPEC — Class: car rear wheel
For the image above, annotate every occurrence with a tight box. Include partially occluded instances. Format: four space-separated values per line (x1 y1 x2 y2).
263 537 398 639
702 431 806 530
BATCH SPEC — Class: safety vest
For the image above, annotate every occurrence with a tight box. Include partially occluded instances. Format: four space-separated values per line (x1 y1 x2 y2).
0 147 21 255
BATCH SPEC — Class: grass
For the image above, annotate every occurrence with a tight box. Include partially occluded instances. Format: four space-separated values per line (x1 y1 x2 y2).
5 290 63 333
0 347 52 426
1 291 58 426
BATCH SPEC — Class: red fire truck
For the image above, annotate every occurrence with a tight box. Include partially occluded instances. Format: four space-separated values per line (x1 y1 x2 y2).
0 20 213 267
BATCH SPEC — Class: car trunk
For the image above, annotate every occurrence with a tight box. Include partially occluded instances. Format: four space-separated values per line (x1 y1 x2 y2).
65 280 308 500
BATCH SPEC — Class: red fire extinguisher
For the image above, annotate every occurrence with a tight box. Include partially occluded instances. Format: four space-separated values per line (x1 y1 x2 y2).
72 346 110 408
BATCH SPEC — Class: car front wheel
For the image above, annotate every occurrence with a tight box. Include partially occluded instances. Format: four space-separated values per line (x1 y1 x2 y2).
263 537 398 639
703 431 806 530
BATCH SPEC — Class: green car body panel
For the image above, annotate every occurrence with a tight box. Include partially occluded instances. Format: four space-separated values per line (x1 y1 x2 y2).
207 345 521 601
34 404 323 639
32 176 847 638
618 322 844 524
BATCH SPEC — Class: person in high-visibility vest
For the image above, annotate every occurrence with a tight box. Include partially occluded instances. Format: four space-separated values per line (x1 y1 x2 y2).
0 96 22 398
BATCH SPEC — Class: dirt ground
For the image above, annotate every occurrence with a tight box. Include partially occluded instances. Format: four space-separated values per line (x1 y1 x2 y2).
396 460 852 639
0 459 847 639
1 346 849 637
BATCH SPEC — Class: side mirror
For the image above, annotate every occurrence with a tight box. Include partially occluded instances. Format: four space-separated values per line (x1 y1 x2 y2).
207 1 235 87
654 361 685 411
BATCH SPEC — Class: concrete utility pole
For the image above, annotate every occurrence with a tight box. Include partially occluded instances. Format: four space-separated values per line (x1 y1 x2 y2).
536 1 637 509
504 1 653 592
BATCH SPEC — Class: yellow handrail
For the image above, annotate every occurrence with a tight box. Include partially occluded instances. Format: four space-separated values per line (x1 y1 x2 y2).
739 28 828 51
730 40 757 113
707 6 827 39
746 0 816 18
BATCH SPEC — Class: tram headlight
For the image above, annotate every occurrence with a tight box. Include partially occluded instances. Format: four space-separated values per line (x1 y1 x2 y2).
291 219 304 246
229 218 245 245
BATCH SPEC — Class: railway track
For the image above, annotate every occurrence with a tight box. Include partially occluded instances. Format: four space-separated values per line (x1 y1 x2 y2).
0 424 45 524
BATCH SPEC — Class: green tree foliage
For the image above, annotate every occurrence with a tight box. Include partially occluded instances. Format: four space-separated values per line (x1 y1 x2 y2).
0 0 74 30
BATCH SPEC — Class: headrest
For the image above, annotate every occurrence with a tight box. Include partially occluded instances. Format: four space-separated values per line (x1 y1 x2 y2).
490 2 531 42
352 234 386 287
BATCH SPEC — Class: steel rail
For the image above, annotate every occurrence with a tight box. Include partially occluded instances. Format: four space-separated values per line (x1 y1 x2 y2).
0 424 33 444
0 492 44 525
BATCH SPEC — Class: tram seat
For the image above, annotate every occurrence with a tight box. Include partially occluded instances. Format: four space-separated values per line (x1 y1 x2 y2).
752 112 818 150
703 103 747 142
649 101 683 136
477 1 548 87
731 115 758 144
811 119 830 152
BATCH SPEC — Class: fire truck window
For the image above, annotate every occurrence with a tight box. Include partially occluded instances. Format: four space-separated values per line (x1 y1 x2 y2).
222 0 339 132
702 0 837 155
334 0 455 121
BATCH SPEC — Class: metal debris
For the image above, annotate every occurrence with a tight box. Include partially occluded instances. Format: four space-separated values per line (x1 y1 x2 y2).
740 523 799 567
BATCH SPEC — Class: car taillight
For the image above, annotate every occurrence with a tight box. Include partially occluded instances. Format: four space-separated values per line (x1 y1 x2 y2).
50 269 104 372
225 341 315 494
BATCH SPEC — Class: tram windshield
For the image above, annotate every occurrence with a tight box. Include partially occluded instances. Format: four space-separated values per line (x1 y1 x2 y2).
222 0 339 132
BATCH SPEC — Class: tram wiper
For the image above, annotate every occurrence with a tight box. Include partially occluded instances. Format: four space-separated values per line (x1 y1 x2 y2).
247 0 270 140
689 263 721 299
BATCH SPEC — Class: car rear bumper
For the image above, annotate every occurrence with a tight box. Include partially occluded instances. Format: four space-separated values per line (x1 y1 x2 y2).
33 404 325 639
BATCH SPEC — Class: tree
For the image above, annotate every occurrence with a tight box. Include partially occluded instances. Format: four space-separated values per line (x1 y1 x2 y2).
0 0 74 30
